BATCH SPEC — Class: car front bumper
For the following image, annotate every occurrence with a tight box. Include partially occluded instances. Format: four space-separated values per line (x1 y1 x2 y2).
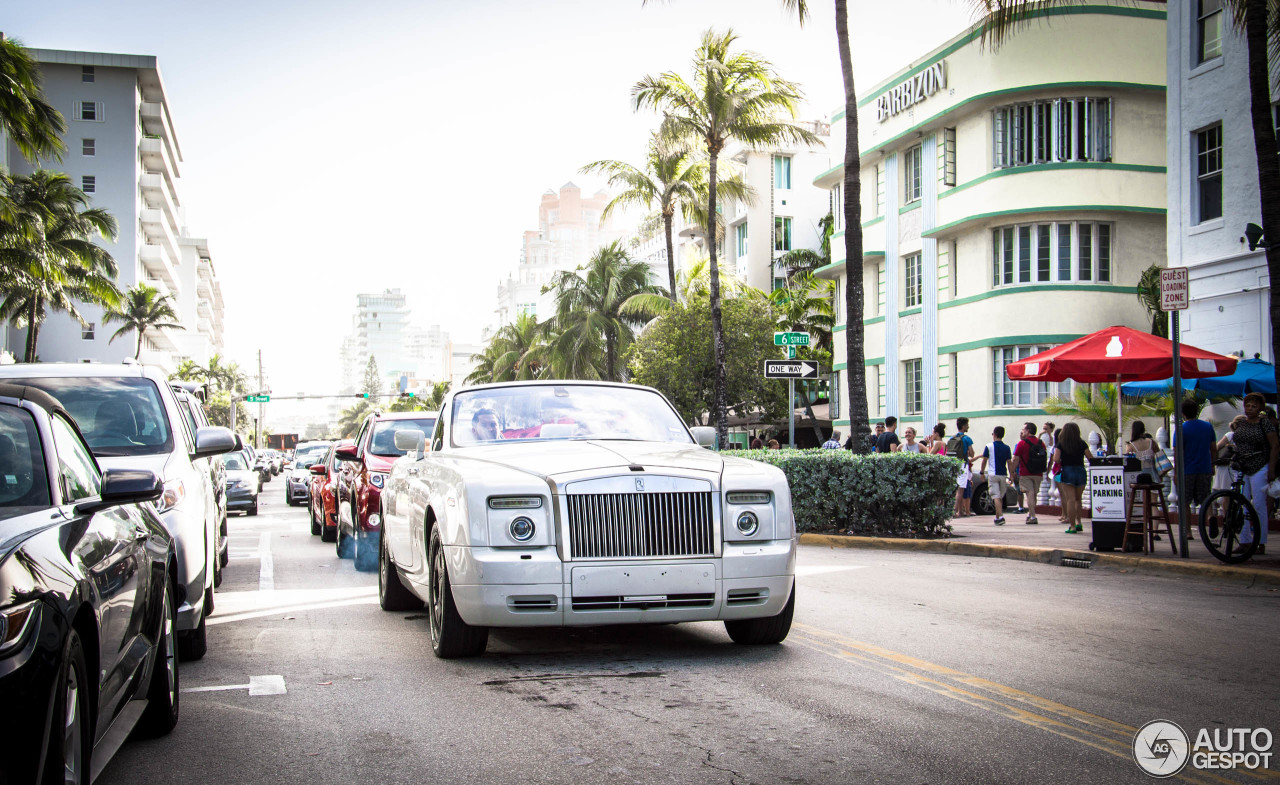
443 539 796 628
286 477 311 501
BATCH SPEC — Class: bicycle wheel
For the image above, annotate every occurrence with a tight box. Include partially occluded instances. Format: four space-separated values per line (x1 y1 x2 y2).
1198 490 1260 564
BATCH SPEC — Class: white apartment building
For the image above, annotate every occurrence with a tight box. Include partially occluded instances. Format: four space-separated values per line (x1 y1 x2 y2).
723 120 833 292
1167 0 1277 360
1 48 224 370
339 289 455 393
494 182 625 328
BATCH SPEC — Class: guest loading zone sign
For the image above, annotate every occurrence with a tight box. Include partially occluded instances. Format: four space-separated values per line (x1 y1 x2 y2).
876 60 948 122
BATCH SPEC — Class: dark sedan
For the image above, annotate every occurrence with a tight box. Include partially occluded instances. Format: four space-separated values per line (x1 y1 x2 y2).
0 384 180 783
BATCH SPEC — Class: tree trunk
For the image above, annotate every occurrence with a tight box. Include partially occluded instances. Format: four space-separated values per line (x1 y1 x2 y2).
1242 0 1280 392
707 146 730 448
24 299 40 363
836 0 870 453
135 326 144 360
664 212 678 302
796 384 825 443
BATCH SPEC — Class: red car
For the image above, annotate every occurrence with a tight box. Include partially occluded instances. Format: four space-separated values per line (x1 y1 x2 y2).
336 411 437 571
309 439 352 543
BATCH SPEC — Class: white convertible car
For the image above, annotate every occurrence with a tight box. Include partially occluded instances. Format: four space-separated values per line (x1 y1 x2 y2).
377 381 797 658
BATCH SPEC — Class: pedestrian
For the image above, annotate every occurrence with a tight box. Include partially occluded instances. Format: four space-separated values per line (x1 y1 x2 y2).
1227 392 1279 554
876 416 901 453
951 417 976 517
868 422 885 452
1174 398 1216 512
750 434 764 450
1213 416 1244 493
1040 422 1057 505
822 430 842 450
1123 420 1160 482
1054 422 1091 533
901 427 923 453
930 423 949 456
978 426 1012 525
1010 421 1046 524
766 438 781 450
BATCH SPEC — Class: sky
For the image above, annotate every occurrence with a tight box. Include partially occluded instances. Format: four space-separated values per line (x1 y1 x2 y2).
7 0 975 402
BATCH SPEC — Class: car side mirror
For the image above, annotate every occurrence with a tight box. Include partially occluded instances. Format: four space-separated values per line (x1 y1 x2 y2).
690 426 717 449
309 464 327 475
76 469 163 514
393 430 426 457
334 444 359 462
193 426 237 458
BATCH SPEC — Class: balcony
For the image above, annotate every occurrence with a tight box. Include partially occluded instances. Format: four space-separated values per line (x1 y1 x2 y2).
139 102 177 148
144 277 172 302
196 276 212 299
139 135 180 179
140 208 179 260
139 243 178 289
139 172 181 227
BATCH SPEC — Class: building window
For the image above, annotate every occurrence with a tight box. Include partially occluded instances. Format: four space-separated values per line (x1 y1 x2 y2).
830 373 840 420
875 365 885 417
993 97 1111 168
942 127 957 187
904 253 923 308
82 323 95 340
77 101 102 122
82 65 95 83
81 175 96 194
875 261 886 315
904 359 923 415
903 145 922 204
1196 124 1223 222
833 278 843 323
736 223 748 258
774 216 792 252
82 138 95 156
773 155 792 189
1198 0 1224 63
875 165 885 216
517 303 536 318
993 222 1111 287
832 184 843 231
993 345 1073 407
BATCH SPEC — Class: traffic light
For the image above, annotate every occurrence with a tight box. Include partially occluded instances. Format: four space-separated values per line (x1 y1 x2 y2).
357 393 370 399
399 391 415 398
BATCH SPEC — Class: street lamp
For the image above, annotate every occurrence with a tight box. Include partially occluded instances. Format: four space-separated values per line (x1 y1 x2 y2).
1244 223 1271 251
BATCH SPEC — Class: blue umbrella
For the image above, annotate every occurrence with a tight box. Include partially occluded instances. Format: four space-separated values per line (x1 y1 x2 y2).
1120 357 1275 398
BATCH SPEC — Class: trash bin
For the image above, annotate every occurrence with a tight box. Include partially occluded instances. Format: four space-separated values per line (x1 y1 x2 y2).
1088 456 1142 552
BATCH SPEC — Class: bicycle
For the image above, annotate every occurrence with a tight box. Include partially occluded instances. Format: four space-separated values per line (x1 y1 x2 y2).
1198 471 1263 564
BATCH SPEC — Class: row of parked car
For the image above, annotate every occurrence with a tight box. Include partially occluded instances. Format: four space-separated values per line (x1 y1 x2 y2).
0 362 242 781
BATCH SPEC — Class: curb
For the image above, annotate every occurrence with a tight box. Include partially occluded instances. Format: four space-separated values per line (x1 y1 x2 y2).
798 533 1280 587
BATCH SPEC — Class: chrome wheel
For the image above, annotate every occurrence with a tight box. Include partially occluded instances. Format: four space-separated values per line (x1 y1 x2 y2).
162 587 177 707
429 539 444 646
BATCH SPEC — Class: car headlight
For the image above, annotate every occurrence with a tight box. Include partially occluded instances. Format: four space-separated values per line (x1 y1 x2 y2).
735 511 760 536
727 491 771 504
370 473 387 489
509 516 535 542
488 496 543 509
156 479 186 514
0 600 39 656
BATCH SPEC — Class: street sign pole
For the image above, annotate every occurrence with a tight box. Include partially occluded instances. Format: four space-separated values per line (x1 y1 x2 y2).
1160 266 1190 558
788 378 795 448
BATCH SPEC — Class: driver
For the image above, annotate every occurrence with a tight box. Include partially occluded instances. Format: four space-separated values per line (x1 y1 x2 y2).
471 408 502 442
94 399 138 442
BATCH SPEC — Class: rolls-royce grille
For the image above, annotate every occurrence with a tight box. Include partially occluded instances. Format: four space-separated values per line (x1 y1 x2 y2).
566 491 714 559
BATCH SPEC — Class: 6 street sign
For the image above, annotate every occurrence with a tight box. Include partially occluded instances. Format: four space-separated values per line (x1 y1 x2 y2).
764 360 819 379
246 394 270 403
774 332 811 347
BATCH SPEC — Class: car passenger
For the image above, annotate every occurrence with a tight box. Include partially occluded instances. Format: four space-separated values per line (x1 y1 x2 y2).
472 408 503 442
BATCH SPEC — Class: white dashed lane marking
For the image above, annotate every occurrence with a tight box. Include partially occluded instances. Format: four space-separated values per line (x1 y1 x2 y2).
182 675 287 696
258 532 273 591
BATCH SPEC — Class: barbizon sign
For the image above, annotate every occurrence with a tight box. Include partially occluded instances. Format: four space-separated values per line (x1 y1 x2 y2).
876 61 947 122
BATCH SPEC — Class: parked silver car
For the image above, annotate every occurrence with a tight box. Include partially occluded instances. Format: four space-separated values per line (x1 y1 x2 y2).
0 363 236 660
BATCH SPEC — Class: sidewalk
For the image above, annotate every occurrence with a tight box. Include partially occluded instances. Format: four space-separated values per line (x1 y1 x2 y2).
799 508 1280 586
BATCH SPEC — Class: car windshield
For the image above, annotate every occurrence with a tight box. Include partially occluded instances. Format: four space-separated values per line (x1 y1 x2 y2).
450 385 691 447
370 419 435 456
293 444 329 467
0 405 52 518
224 453 249 471
20 377 174 457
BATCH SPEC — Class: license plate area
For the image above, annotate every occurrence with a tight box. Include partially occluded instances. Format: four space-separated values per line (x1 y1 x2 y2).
570 563 714 598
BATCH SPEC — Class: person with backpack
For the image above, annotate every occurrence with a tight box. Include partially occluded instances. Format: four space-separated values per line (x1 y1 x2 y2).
979 425 1013 524
1011 421 1046 524
950 417 976 517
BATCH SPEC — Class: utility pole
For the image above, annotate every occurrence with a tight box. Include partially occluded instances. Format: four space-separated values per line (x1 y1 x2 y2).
257 349 264 449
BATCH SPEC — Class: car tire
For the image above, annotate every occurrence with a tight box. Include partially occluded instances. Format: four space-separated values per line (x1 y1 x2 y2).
379 531 420 611
336 503 356 559
724 581 795 645
321 513 337 543
427 527 488 658
43 629 91 785
248 501 258 517
310 502 321 536
212 553 223 589
972 484 994 516
178 612 207 661
135 578 179 738
354 531 377 573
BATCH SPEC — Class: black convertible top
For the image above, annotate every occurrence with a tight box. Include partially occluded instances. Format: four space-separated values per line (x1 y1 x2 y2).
0 382 67 416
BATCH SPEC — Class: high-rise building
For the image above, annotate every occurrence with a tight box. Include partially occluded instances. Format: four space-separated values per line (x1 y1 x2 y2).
1 48 224 370
339 289 454 393
1166 1 1276 360
494 182 625 328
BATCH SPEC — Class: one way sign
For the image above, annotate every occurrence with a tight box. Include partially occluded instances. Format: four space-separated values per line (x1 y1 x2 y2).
764 360 819 379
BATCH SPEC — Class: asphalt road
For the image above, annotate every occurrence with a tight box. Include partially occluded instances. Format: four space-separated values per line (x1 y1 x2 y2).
100 489 1280 785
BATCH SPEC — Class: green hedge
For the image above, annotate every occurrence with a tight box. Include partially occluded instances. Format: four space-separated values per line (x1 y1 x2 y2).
739 449 959 537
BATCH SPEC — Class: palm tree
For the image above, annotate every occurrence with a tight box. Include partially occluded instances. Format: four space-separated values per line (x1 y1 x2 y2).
1042 384 1159 456
0 35 65 166
633 28 820 446
0 171 120 361
466 313 551 385
770 272 836 442
1136 264 1169 339
581 132 753 303
202 353 249 395
545 240 664 381
103 283 183 360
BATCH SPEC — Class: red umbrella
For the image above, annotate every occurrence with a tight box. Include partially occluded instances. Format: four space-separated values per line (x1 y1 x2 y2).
1006 325 1237 451
1005 326 1237 383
